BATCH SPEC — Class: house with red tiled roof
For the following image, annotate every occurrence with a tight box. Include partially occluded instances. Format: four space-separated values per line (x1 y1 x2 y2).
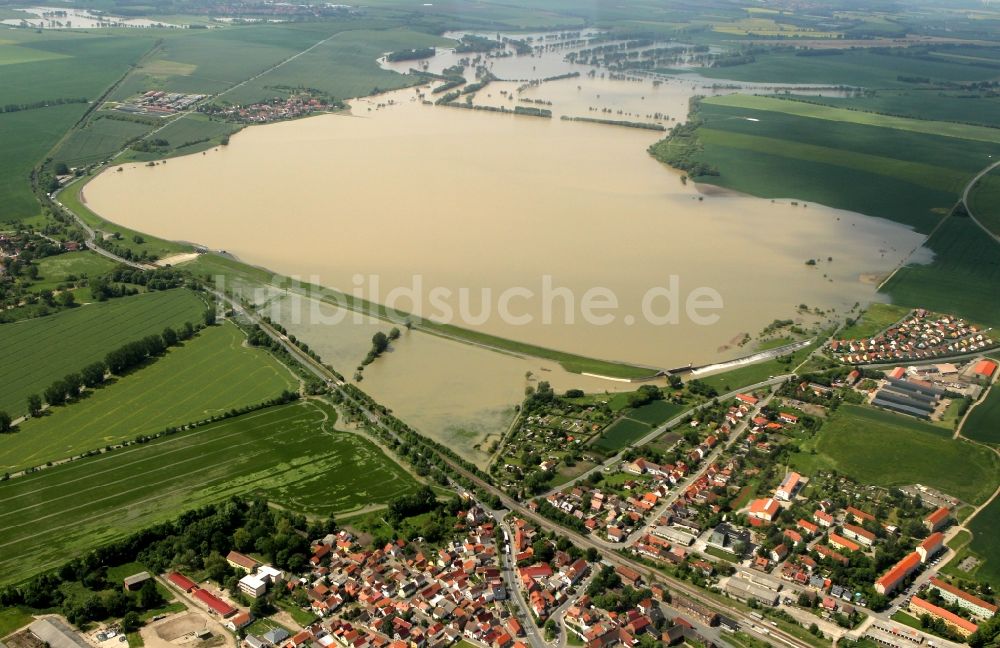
929 578 998 619
909 597 978 637
813 510 833 528
226 550 259 573
841 523 876 547
924 507 951 532
797 519 819 536
972 359 997 379
815 545 848 566
735 393 758 406
749 498 780 522
845 507 875 525
917 532 944 563
828 533 861 554
875 551 921 595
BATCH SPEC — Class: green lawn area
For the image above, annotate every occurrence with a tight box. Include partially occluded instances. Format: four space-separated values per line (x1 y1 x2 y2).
275 600 318 627
704 546 740 562
882 215 1000 328
0 606 34 639
593 417 652 451
788 404 999 505
27 250 119 293
0 289 207 418
0 321 297 473
0 399 419 586
838 303 911 339
963 386 1000 445
889 611 922 630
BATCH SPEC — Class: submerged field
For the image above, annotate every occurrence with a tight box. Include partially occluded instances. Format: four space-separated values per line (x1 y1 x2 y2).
0 289 207 418
789 404 999 505
0 399 419 586
0 322 297 473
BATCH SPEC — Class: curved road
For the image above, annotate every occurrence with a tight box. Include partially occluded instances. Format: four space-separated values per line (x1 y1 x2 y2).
961 159 1000 244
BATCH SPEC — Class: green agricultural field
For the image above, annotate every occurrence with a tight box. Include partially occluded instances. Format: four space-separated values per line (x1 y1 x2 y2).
628 400 686 426
683 48 1000 87
968 165 1000 239
883 216 1000 327
705 95 1000 144
0 31 156 107
0 31 158 219
963 386 1000 445
120 112 241 162
0 399 418 586
27 251 119 293
0 321 297 473
52 114 152 168
684 101 997 231
788 404 999 505
224 29 453 104
593 417 652 451
966 496 1000 588
0 104 87 220
839 303 910 339
790 91 1000 130
0 289 206 418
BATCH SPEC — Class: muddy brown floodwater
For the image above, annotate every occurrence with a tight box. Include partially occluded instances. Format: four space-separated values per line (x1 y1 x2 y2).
83 77 928 462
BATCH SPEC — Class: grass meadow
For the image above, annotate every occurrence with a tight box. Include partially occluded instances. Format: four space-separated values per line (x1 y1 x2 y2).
838 303 910 339
0 321 297 473
28 250 119 293
0 289 206 418
789 404 999 505
0 399 419 586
